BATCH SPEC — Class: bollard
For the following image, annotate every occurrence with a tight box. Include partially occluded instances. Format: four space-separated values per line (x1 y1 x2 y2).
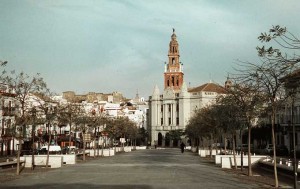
253 153 255 156
298 161 300 169
279 158 282 165
6 159 9 162
272 159 274 163
288 159 291 167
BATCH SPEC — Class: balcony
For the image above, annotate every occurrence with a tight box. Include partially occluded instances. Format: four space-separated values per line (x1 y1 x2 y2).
1 107 16 116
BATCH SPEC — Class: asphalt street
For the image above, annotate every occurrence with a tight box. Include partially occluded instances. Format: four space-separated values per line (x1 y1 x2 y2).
0 148 262 189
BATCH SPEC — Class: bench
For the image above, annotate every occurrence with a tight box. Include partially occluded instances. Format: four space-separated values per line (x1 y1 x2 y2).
0 160 25 169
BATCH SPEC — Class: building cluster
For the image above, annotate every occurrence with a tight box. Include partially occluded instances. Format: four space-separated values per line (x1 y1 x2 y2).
148 30 228 147
1 30 300 156
0 87 147 155
148 30 300 153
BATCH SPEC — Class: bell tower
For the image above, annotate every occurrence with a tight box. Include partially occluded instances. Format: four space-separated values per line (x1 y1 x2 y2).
164 29 184 92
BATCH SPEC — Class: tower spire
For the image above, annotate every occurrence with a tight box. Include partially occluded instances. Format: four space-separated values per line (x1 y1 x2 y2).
164 29 184 92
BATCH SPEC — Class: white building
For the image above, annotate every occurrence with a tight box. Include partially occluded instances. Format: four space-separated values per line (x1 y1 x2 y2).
0 83 17 155
148 30 227 147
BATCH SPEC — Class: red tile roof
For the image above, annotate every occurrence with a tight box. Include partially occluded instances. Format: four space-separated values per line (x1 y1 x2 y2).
188 83 226 94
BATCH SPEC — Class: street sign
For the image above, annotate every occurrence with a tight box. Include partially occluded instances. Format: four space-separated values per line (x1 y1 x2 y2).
83 133 91 142
120 138 125 143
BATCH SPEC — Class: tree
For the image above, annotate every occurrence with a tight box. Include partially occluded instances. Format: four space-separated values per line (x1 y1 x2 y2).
1 71 48 175
136 127 148 146
168 129 184 147
185 106 220 150
57 101 82 154
235 26 300 187
34 91 58 169
257 26 300 188
74 113 90 161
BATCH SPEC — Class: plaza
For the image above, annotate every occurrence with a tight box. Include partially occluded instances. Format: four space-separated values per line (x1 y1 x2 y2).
0 148 283 189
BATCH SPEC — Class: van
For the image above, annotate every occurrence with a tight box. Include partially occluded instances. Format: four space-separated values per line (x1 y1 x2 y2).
39 145 61 154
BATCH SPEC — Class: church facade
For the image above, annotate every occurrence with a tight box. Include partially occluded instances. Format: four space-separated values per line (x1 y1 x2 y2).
148 30 227 147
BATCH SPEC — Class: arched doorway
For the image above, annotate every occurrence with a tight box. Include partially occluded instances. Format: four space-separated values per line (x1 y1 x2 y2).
165 133 170 147
158 133 162 146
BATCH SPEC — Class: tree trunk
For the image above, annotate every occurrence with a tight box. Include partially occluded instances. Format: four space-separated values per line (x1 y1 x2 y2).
248 122 252 176
16 138 22 175
83 140 86 161
46 133 51 168
31 124 35 170
68 117 72 154
224 135 227 155
271 106 278 187
232 133 237 169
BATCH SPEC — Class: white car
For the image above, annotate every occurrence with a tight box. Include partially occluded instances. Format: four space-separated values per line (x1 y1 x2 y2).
39 145 61 154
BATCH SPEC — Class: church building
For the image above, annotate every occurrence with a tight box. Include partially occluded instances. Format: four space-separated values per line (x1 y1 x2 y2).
148 30 227 147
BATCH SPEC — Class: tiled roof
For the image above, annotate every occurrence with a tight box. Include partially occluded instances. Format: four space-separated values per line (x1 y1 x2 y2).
188 83 226 94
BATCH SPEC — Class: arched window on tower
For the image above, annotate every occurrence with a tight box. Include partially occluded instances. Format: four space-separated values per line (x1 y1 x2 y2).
172 76 175 86
172 58 175 65
167 80 170 86
176 79 179 86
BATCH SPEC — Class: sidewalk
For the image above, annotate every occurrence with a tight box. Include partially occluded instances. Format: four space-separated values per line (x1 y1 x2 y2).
200 156 293 188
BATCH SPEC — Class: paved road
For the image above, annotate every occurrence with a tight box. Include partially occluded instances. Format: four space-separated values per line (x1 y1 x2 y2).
0 148 261 189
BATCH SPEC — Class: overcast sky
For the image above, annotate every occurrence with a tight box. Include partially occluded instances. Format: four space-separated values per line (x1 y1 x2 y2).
1 0 300 99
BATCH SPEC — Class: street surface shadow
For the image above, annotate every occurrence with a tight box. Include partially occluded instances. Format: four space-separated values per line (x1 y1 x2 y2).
1 184 153 189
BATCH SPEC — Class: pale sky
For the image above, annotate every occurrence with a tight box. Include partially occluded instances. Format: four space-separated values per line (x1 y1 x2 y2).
1 0 300 99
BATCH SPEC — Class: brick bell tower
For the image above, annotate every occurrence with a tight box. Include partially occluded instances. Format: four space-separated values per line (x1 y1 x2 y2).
164 29 184 92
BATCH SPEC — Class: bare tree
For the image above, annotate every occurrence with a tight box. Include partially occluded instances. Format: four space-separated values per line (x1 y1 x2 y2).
57 101 81 154
233 25 300 187
1 71 47 175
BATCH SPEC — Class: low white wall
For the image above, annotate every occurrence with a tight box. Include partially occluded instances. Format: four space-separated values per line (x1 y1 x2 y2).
199 149 215 157
220 155 266 169
21 155 63 168
102 149 115 156
62 154 76 164
191 147 197 153
124 146 132 152
215 155 234 165
136 146 147 150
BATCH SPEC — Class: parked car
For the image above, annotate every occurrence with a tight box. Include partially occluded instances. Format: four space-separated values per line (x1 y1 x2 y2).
20 149 39 156
236 144 248 151
61 146 78 154
267 145 289 156
210 143 224 149
264 144 273 154
38 145 62 154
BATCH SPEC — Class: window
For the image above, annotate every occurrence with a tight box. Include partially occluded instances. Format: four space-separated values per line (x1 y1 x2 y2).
161 105 163 112
172 76 175 86
176 118 179 125
169 118 171 125
168 104 171 112
176 104 179 112
161 118 163 125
